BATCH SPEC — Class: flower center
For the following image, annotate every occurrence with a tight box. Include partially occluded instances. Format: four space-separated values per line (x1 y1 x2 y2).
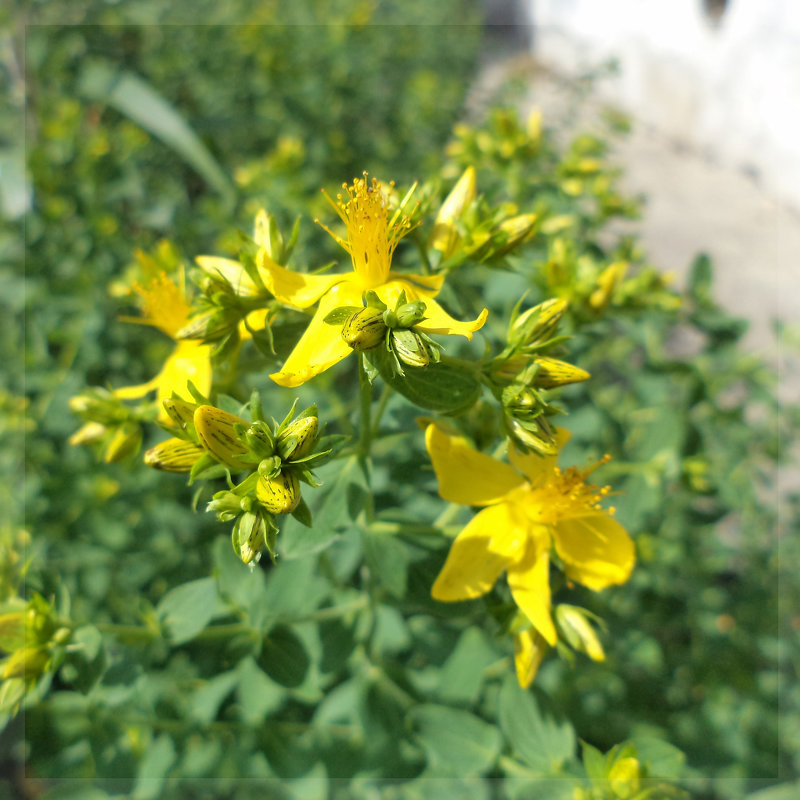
132 271 192 338
524 456 614 525
320 173 417 289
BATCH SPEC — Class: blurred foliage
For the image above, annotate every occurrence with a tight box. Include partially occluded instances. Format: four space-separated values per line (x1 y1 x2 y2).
3 2 797 798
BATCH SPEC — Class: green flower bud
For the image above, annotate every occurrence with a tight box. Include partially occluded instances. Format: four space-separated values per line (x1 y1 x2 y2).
510 297 567 347
257 470 301 515
556 604 606 662
429 166 477 259
163 397 199 431
232 509 267 565
341 307 387 351
493 213 538 256
103 423 142 463
69 388 127 425
277 415 319 461
392 329 430 367
175 309 235 341
193 405 253 471
144 438 205 472
392 300 427 328
207 490 243 522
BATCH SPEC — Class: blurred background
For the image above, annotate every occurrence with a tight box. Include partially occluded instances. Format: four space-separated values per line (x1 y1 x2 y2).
4 1 799 798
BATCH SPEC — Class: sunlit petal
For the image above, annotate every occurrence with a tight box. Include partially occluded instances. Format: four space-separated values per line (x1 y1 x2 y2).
514 627 548 689
426 423 524 506
432 502 528 602
257 250 347 309
269 282 363 387
553 512 635 591
507 534 557 645
156 342 212 412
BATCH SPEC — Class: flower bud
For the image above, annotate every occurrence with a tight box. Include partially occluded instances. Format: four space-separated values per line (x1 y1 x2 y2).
392 329 430 367
257 470 301 515
163 397 199 431
532 357 590 389
341 307 387 351
193 405 253 471
555 604 605 662
429 166 477 259
68 422 107 447
502 385 542 419
2 646 50 680
494 213 538 256
232 509 267 564
589 261 628 311
103 423 142 463
510 297 567 347
277 415 319 461
175 309 234 341
508 418 558 456
69 388 126 425
144 438 205 472
391 300 427 329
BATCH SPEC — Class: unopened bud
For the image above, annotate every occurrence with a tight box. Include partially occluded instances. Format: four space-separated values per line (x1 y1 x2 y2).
429 166 477 259
392 329 430 367
145 438 205 472
175 310 233 341
589 261 628 311
163 397 199 431
608 757 642 797
257 470 301 515
341 308 387 351
510 297 567 347
503 385 542 418
68 421 107 447
532 357 590 389
508 418 558 456
277 414 319 461
2 646 50 680
232 510 267 564
555 604 606 662
494 213 538 255
254 209 285 263
103 423 142 463
391 300 427 329
193 405 252 471
69 388 126 425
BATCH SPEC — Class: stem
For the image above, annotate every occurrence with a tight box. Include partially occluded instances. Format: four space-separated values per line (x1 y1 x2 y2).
370 383 392 438
357 355 375 523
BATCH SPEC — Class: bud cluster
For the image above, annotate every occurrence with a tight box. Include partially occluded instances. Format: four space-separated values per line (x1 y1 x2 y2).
144 389 332 564
68 388 146 463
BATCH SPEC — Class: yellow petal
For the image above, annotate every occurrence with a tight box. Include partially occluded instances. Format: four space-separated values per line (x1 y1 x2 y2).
155 342 212 420
514 627 548 689
195 256 259 297
377 278 487 340
269 282 363 388
553 512 635 591
507 537 557 645
425 423 524 506
508 427 571 484
257 250 346 309
239 308 270 339
432 502 528 602
114 376 160 400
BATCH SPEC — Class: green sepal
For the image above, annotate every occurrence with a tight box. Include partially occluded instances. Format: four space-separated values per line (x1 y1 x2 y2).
239 249 267 293
290 496 313 528
245 315 276 357
363 291 387 311
366 349 482 415
189 453 229 484
324 306 362 325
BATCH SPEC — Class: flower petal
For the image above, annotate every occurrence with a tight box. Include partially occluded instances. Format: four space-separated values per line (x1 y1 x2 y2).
508 427 571 484
385 271 445 296
426 423 525 506
269 282 363 388
156 342 212 416
514 627 548 689
258 250 347 309
432 502 528 602
507 535 557 645
553 512 635 591
114 377 160 400
196 256 259 297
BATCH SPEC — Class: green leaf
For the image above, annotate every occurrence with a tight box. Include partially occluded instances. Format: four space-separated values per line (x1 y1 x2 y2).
156 578 220 645
132 734 176 800
368 349 482 414
580 740 606 782
498 675 576 773
78 60 235 203
409 704 502 778
687 253 713 303
235 656 283 726
436 627 498 704
189 670 238 726
258 625 310 688
630 736 686 779
363 528 409 598
746 783 800 800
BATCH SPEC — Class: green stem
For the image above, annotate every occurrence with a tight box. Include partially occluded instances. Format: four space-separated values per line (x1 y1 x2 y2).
370 382 392 438
357 355 376 523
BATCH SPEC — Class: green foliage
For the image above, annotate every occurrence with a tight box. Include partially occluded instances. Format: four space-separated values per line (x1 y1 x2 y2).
5 4 797 799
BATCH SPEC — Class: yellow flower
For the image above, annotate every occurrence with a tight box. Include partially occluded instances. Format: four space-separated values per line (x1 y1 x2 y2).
258 174 488 387
425 423 634 665
115 271 212 422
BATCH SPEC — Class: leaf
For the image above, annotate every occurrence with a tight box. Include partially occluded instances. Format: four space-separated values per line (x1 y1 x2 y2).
498 675 576 773
409 704 502 778
156 578 220 645
258 625 310 688
78 60 235 203
687 253 713 304
436 627 498 704
363 528 409 598
132 734 176 800
630 736 686 779
189 671 238 726
368 349 482 414
235 656 283 726
746 783 800 800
